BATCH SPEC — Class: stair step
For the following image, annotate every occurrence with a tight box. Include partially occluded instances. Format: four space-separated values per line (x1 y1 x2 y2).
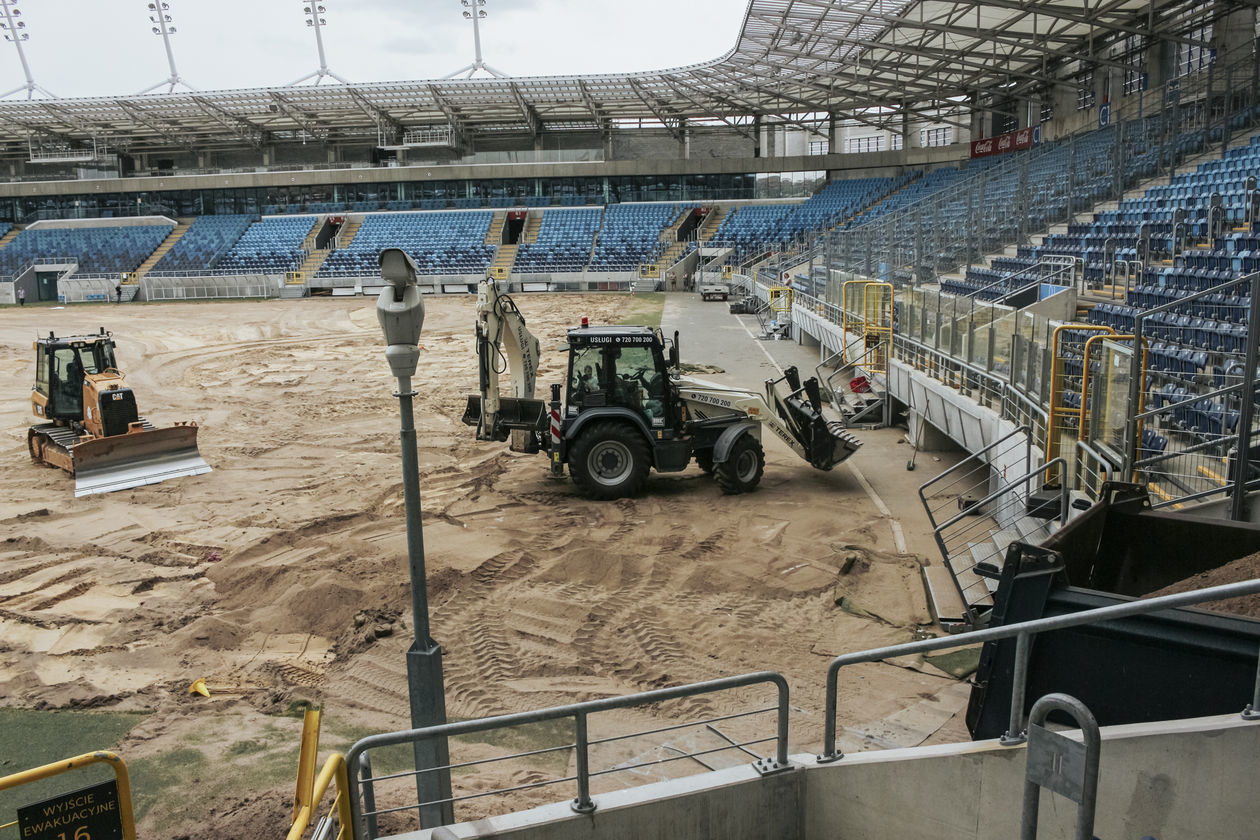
922 564 967 625
967 543 1003 594
946 552 994 608
991 528 1020 557
1012 515 1051 544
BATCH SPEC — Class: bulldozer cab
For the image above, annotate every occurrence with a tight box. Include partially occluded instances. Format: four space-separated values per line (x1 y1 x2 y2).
36 334 116 421
566 327 673 429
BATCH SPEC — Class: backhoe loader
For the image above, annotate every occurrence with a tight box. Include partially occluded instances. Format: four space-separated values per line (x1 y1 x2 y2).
28 328 211 496
460 278 861 500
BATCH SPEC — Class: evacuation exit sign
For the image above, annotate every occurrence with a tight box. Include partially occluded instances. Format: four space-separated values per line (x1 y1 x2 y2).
16 779 123 840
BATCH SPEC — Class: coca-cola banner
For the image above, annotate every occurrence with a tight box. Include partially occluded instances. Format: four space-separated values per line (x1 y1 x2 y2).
970 126 1036 158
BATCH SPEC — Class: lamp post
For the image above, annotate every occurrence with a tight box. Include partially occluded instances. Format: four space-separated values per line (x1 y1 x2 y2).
376 248 454 828
289 1 350 86
138 2 195 95
0 0 55 100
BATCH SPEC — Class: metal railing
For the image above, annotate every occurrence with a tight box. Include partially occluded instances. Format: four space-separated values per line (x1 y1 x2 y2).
893 332 1048 437
963 254 1080 302
917 426 1036 619
343 672 790 838
1122 271 1260 517
820 576 1260 761
929 456 1068 615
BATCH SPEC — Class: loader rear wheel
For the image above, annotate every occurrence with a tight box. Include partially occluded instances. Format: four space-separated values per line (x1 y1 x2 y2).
715 435 764 495
569 421 651 500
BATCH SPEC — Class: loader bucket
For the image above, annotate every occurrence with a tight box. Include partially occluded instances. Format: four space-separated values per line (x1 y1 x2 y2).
462 394 547 440
72 424 211 497
783 392 863 470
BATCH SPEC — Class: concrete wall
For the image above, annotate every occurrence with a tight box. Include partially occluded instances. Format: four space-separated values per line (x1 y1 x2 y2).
803 713 1260 840
392 714 1260 840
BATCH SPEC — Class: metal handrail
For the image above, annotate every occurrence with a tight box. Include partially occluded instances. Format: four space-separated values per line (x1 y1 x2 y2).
1123 270 1260 502
929 456 1067 617
968 254 1078 301
344 671 790 838
918 425 1031 513
1074 439 1116 499
820 577 1260 761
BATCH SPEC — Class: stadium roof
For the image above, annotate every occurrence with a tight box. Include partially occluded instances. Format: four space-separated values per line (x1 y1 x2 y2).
0 0 1231 159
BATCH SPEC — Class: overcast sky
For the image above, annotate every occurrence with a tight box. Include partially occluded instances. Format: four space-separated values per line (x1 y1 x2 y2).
0 0 749 98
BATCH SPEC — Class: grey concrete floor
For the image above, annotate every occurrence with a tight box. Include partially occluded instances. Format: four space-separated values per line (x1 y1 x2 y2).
661 290 967 563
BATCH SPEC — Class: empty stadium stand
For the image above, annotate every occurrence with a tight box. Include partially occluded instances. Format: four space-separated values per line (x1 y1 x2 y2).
315 211 495 279
215 216 318 275
150 214 257 274
0 223 172 277
589 203 677 271
515 208 602 273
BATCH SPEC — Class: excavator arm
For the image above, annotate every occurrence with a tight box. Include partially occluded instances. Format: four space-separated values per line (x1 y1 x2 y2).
462 279 547 448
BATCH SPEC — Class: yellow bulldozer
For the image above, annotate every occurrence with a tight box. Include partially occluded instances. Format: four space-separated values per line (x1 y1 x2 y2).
28 328 211 496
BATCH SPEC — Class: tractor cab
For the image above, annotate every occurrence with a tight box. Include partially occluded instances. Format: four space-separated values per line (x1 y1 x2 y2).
565 325 676 430
33 331 119 421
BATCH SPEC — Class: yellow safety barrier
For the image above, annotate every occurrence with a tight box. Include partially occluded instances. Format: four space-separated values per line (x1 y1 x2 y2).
861 281 894 376
285 271 306 285
286 754 352 840
768 285 793 312
839 279 870 363
1079 333 1147 484
1046 324 1115 470
637 263 660 278
488 265 508 280
286 709 353 840
0 751 137 840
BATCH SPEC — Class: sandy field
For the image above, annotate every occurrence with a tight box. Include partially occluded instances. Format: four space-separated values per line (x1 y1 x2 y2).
0 293 967 838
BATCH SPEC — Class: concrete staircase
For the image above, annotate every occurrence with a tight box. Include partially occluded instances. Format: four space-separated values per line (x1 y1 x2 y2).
0 224 21 253
521 213 539 244
336 217 361 248
296 248 331 280
131 218 191 281
696 205 728 242
485 211 507 245
489 243 517 278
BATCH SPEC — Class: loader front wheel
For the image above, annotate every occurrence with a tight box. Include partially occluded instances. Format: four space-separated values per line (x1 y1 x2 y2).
569 421 651 500
714 435 764 495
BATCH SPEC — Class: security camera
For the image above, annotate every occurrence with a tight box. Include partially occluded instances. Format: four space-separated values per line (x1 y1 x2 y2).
377 248 425 379
379 247 419 295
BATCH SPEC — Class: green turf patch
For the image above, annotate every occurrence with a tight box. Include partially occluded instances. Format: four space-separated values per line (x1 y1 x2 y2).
922 646 983 679
617 292 664 329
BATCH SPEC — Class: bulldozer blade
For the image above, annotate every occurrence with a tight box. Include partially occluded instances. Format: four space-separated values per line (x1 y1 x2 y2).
72 425 211 497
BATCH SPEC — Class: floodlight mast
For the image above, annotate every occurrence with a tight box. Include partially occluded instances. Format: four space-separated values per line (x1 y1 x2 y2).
0 0 54 100
289 2 350 86
138 2 196 95
444 0 507 80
